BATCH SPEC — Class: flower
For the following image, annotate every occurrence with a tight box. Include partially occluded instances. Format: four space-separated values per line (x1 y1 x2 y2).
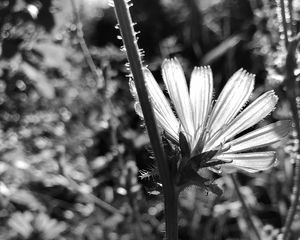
130 58 291 174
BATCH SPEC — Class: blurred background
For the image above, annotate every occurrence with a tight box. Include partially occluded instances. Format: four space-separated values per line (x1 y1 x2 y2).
0 0 300 239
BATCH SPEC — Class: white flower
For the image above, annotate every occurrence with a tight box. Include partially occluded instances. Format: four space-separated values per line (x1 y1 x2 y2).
130 58 291 173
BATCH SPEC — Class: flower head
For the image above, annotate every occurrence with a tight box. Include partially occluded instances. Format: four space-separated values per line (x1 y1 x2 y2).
130 58 291 174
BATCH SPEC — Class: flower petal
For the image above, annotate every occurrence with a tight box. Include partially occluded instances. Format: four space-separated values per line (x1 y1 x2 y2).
189 66 213 131
205 90 278 151
129 72 180 142
215 152 277 173
224 120 291 153
162 58 194 136
207 69 254 136
144 69 180 142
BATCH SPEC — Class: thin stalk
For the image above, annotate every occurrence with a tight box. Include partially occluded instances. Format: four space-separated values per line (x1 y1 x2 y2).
279 0 289 48
278 1 300 237
123 162 144 239
70 0 103 88
57 153 123 216
230 174 261 240
112 1 178 239
70 0 123 217
283 159 300 240
282 34 300 240
287 0 297 36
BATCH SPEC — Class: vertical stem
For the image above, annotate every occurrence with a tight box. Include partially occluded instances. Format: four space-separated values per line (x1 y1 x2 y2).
57 150 123 216
70 0 103 88
287 0 296 36
61 4 124 217
279 0 289 48
112 1 178 239
125 164 143 239
282 34 300 240
283 158 300 240
230 175 261 240
278 0 300 237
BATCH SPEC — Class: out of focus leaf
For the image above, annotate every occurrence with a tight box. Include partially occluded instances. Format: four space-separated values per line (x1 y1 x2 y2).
8 211 34 238
10 190 45 211
8 211 67 240
202 35 242 64
34 213 67 239
33 42 69 69
21 62 55 99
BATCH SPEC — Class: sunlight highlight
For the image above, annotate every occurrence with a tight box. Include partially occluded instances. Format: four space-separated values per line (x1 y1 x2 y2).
130 58 291 173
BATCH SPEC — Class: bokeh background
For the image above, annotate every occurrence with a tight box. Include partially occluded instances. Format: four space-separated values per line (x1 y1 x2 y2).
0 0 300 239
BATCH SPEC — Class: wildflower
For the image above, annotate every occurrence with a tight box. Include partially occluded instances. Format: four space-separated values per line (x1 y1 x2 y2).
130 58 291 174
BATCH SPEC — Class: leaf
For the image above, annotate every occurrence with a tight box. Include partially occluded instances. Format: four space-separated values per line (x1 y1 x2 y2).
189 150 218 170
202 35 242 65
33 42 68 69
8 212 34 238
179 131 190 159
35 213 67 239
10 190 45 211
21 63 55 99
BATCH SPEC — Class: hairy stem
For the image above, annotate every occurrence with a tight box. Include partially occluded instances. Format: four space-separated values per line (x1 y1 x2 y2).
113 1 178 239
230 174 261 240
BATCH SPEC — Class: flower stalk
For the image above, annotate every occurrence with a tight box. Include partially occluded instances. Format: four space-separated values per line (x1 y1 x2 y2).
282 33 300 240
275 1 300 238
112 0 178 239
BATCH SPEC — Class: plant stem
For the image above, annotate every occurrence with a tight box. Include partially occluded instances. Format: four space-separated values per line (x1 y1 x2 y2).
279 0 289 48
56 151 123 216
70 0 103 88
278 1 300 237
112 1 178 239
125 164 143 239
283 159 300 240
282 34 300 240
230 174 261 240
287 0 296 36
70 0 123 218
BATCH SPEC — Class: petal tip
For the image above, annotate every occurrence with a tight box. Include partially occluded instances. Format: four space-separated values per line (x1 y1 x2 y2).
162 58 171 67
143 68 153 79
266 90 279 103
162 58 182 71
